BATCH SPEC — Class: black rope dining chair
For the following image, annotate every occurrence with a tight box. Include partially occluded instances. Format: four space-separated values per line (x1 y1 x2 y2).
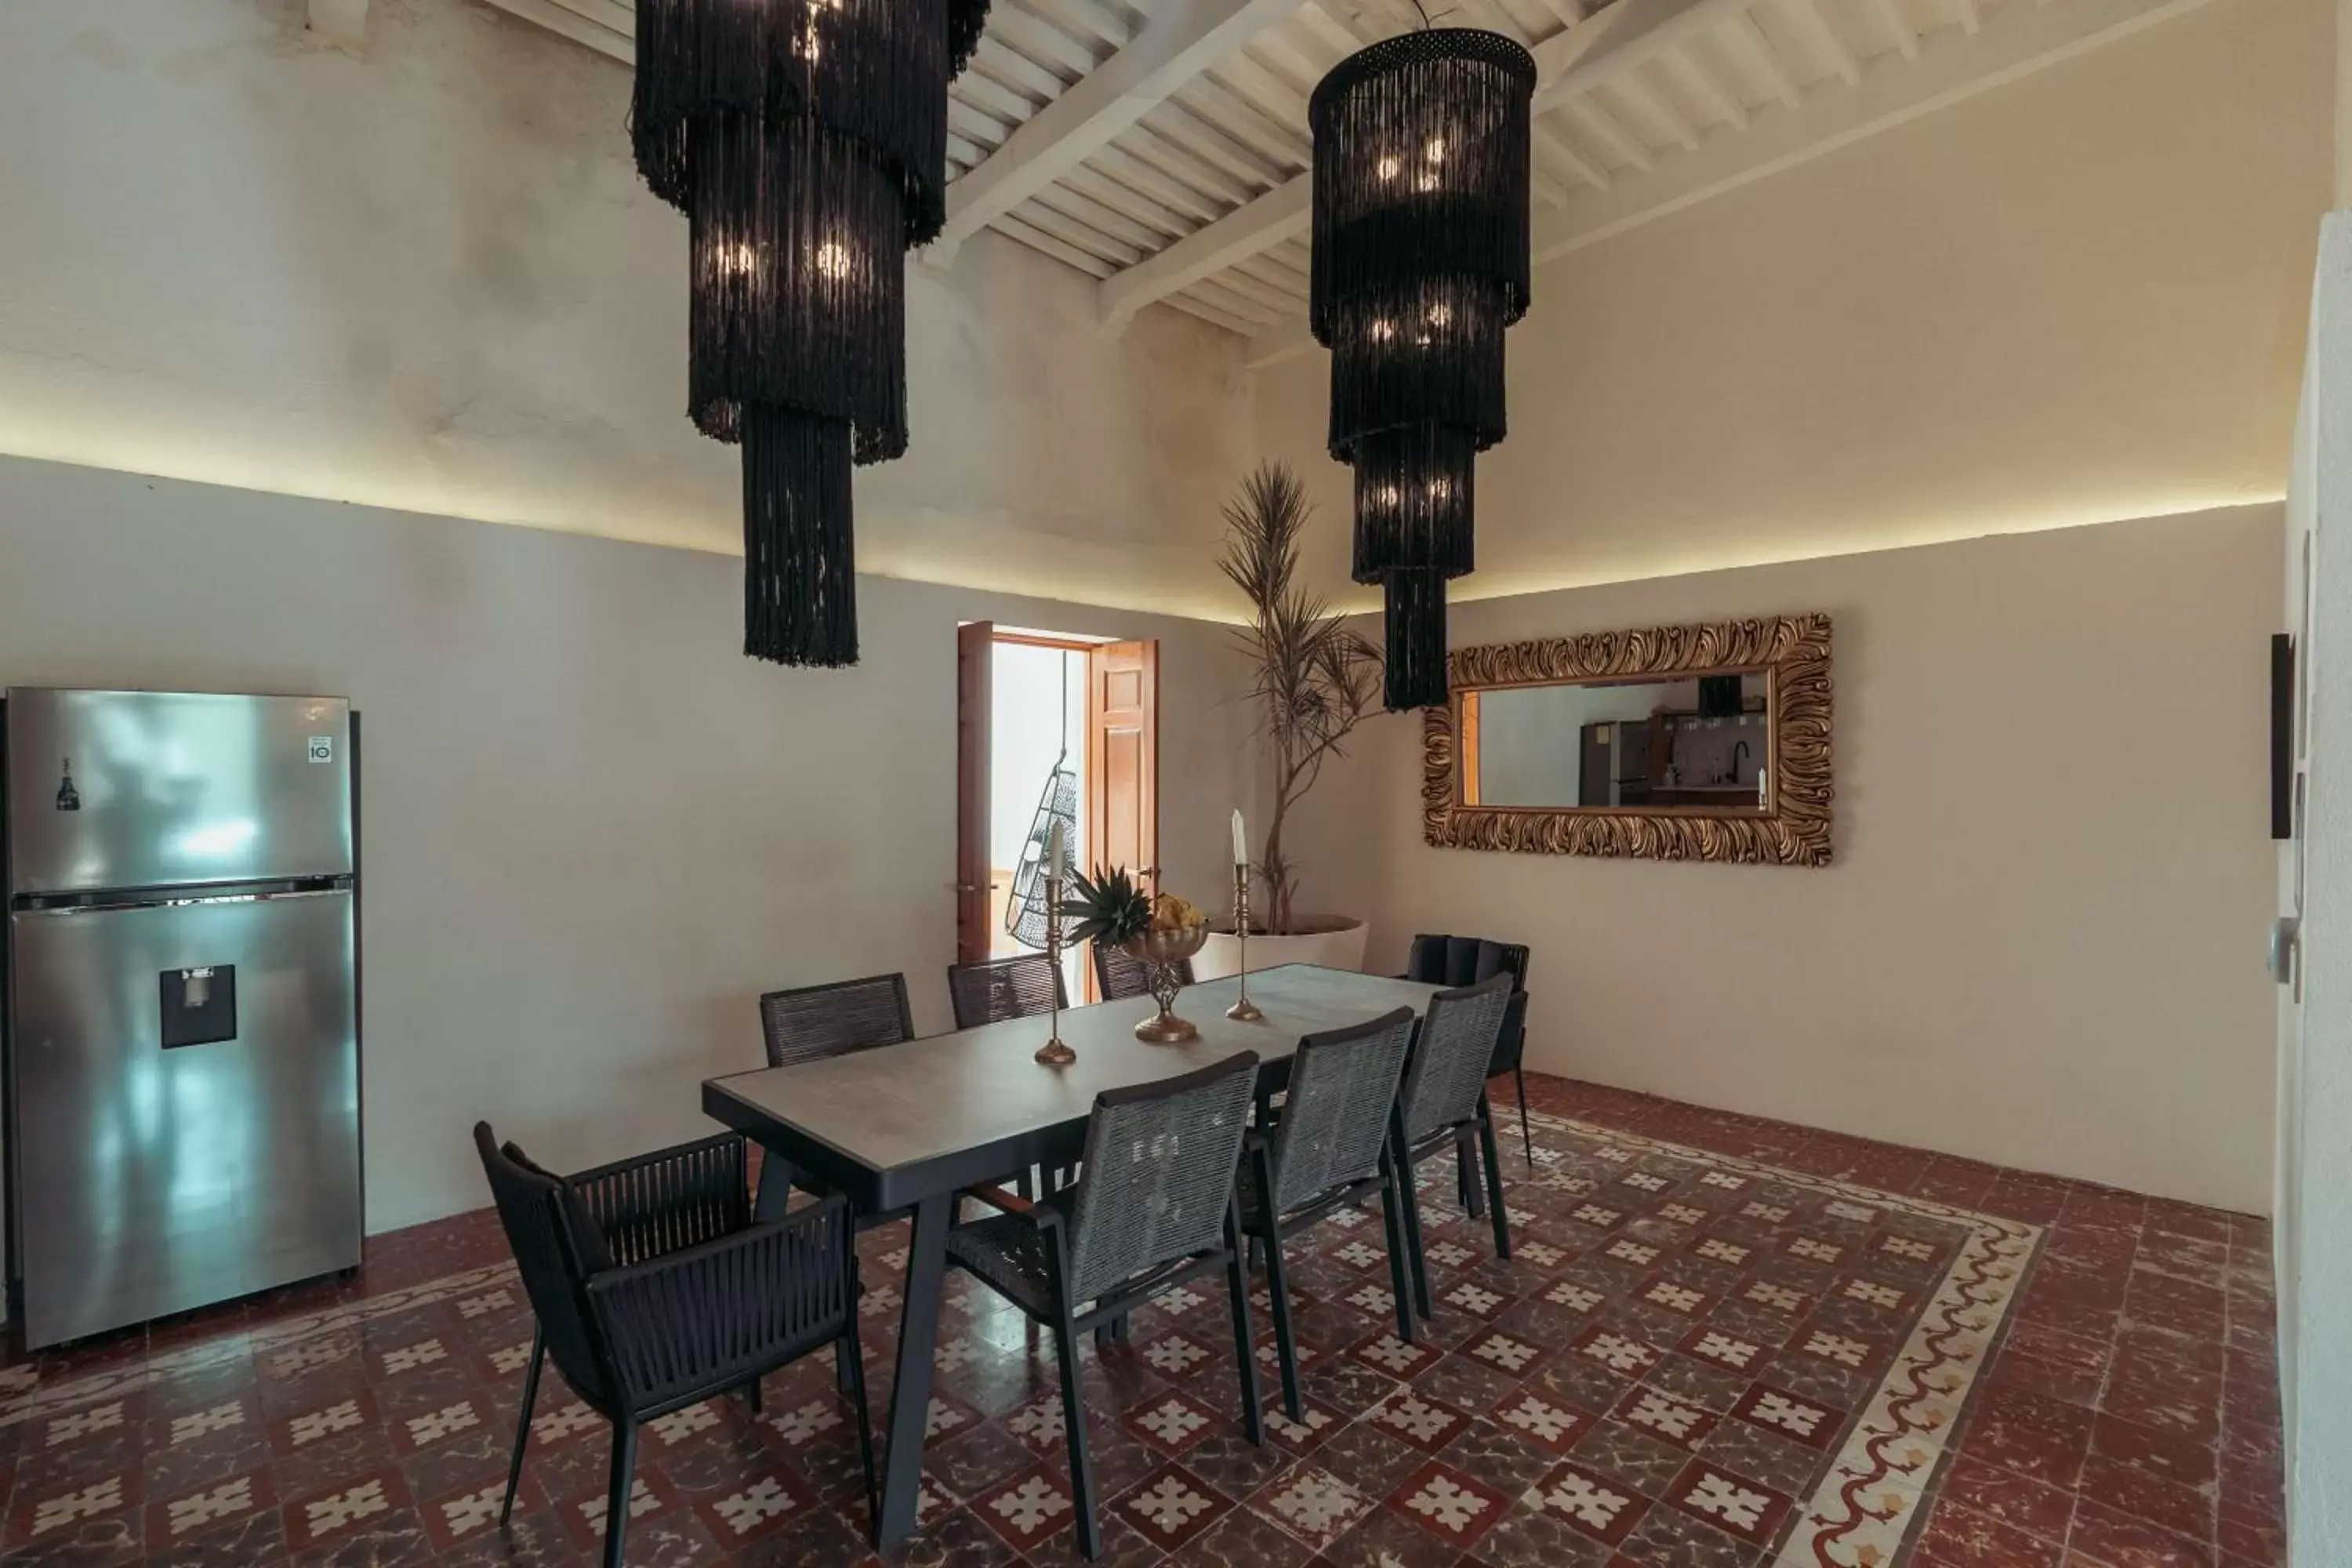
1389 974 1518 1320
947 1053 1265 1559
753 972 916 1210
1403 934 1533 1163
760 971 915 1069
946 951 1067 1028
753 974 921 1393
947 955 1083 1205
475 1123 877 1567
1092 942 1190 1002
1241 1007 1420 1420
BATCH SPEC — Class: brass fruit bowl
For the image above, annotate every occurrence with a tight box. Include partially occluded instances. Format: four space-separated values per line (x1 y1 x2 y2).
1123 924 1208 1043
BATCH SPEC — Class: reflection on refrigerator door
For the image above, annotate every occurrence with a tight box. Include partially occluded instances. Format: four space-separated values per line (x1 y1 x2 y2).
5 690 362 1349
10 895 361 1347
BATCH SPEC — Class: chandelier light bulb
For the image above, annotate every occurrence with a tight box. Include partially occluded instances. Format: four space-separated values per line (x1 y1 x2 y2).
814 241 852 280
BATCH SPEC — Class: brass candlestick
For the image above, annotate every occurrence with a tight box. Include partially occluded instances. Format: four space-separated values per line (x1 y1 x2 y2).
1036 869 1075 1065
1226 866 1264 1022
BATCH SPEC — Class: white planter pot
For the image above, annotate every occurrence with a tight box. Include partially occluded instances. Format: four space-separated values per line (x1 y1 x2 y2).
1194 916 1369 980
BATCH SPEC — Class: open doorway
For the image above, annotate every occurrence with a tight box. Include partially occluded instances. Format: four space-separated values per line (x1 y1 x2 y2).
956 626 1159 1000
989 636 1088 1000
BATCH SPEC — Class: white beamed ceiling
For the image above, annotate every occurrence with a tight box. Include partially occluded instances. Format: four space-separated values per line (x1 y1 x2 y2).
485 0 2210 352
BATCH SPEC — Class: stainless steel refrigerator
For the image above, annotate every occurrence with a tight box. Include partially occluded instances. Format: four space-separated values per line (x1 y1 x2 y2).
3 690 362 1348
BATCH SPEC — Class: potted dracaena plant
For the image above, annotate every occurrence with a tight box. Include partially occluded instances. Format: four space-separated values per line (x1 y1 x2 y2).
1196 461 1384 978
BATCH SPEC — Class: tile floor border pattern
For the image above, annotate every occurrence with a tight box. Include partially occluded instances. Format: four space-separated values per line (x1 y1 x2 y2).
0 1263 519 1433
1521 1111 2045 1568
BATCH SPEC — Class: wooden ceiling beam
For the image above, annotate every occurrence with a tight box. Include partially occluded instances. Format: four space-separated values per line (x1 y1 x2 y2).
1721 12 1803 107
477 0 632 61
1565 96 1654 172
1665 42 1749 132
1788 0 1864 85
933 0 1309 259
987 2 1104 74
1099 175 1311 328
1869 0 1923 60
1533 119 1612 188
1613 68 1701 151
993 215 1118 275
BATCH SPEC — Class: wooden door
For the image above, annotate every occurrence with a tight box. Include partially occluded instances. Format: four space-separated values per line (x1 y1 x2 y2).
955 622 993 965
1086 640 1159 897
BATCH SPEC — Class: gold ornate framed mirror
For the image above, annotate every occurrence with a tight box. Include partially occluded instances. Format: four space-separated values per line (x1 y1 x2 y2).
1422 612 1833 865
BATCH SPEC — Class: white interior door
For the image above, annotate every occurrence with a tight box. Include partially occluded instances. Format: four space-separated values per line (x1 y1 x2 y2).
2274 366 2315 1466
2280 209 2352 1564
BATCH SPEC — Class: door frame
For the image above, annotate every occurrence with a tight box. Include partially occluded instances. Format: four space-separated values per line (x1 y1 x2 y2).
956 629 1160 994
954 622 993 967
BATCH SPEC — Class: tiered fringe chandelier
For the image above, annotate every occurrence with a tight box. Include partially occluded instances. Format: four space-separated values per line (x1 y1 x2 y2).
633 0 989 667
1309 29 1535 710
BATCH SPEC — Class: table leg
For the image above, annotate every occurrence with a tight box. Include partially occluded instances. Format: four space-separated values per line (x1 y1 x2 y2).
753 1149 798 1223
877 1192 952 1546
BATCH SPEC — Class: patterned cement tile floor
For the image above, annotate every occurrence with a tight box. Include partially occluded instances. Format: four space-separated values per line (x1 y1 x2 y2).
0 1073 2281 1568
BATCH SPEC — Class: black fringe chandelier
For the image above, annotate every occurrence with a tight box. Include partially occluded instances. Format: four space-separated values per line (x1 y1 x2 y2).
1309 30 1535 710
633 0 989 667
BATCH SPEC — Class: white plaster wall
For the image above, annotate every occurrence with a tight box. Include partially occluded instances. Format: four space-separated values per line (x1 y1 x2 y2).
1286 509 2282 1214
0 455 1260 1234
2286 212 2352 1567
1256 0 2328 611
0 0 1255 621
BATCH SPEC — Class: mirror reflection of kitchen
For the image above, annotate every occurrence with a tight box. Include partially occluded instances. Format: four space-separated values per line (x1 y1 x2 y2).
1461 672 1771 811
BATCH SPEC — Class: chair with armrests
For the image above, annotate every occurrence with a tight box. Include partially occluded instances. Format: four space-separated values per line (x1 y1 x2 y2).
946 952 1067 1029
1092 942 1191 1002
1389 974 1517 1320
946 1052 1265 1560
1403 934 1533 1163
1240 1007 1420 1420
475 1123 877 1567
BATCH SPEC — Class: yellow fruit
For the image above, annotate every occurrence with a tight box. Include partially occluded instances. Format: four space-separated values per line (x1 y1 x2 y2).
1152 894 1203 930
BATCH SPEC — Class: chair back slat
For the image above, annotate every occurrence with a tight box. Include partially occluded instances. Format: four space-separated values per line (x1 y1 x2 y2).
1094 943 1191 1001
591 1198 853 1411
1065 1052 1258 1302
1399 975 1515 1143
1406 934 1528 992
572 1134 749 1268
760 974 915 1069
474 1123 611 1406
1269 1008 1417 1214
946 953 1066 1029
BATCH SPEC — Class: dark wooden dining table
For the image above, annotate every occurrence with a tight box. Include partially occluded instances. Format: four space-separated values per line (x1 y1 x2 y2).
701 961 1445 1547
